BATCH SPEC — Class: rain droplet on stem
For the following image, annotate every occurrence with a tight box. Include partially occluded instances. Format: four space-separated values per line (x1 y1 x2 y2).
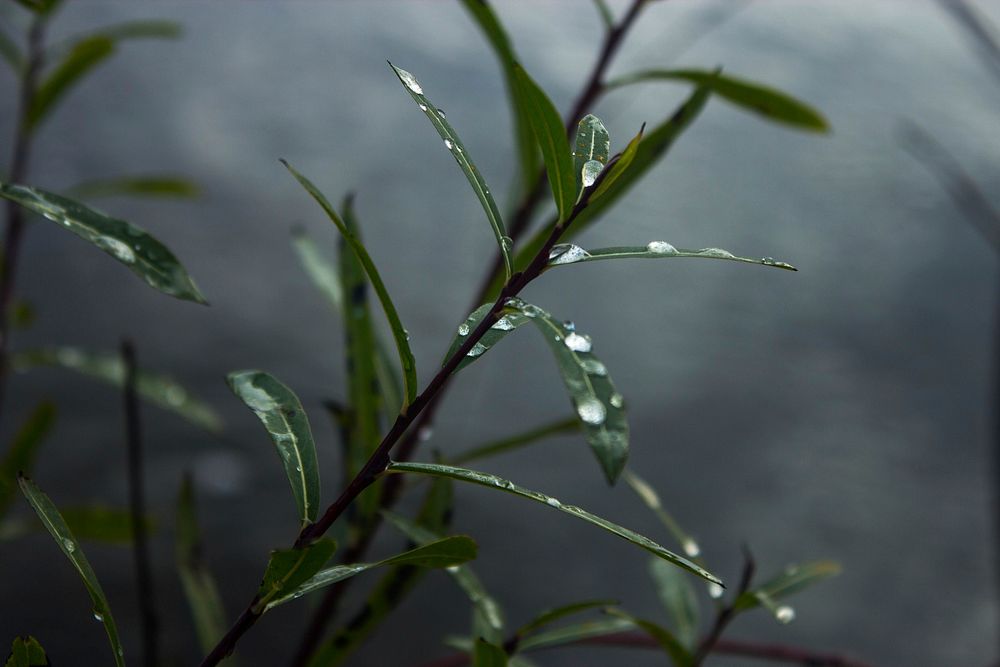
646 241 677 255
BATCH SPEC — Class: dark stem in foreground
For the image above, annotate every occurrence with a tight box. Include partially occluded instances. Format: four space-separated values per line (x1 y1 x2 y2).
691 545 755 666
122 340 160 667
0 16 45 434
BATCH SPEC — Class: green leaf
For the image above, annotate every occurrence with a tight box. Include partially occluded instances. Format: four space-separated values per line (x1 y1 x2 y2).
607 69 829 132
385 510 506 643
517 618 635 652
573 114 610 197
254 538 338 613
442 303 532 374
11 0 61 17
604 608 692 666
623 470 701 559
0 401 55 519
5 636 48 667
512 62 576 222
76 20 181 43
282 160 418 409
291 227 343 312
0 26 23 73
175 474 229 656
591 0 614 29
264 535 478 612
67 176 199 200
542 243 797 271
591 123 643 201
506 299 628 484
733 561 841 612
27 36 115 130
650 558 700 650
385 461 720 584
458 0 539 198
450 416 579 465
474 639 508 667
12 347 221 432
0 183 207 303
17 476 125 667
0 504 154 544
389 62 513 281
516 599 617 638
226 370 321 526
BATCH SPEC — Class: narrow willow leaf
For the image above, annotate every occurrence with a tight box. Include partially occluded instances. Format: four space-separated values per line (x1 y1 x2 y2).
0 26 23 72
385 510 506 643
608 69 829 132
265 535 477 611
516 599 617 638
389 62 513 281
227 370 320 525
12 347 222 432
282 161 418 408
517 618 635 652
5 636 47 667
604 608 691 666
175 475 229 656
573 114 610 197
591 123 643 201
17 476 125 667
512 63 576 222
27 36 115 130
543 243 797 271
442 303 532 374
458 0 539 198
254 538 338 613
650 558 700 650
512 85 711 274
0 401 55 518
506 299 628 484
291 227 343 311
623 470 701 559
474 639 508 667
67 176 199 200
450 416 579 465
0 504 154 544
591 0 615 29
733 561 841 612
0 183 207 303
386 461 720 584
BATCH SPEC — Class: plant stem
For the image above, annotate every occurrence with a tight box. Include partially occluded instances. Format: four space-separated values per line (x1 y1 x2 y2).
122 340 160 667
0 15 44 434
691 544 755 666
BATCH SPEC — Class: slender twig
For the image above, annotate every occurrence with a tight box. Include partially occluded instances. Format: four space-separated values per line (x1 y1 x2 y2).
0 16 45 433
691 544 756 666
122 340 159 667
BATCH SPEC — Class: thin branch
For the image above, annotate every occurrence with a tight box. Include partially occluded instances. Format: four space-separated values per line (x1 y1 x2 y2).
691 544 756 666
122 340 159 667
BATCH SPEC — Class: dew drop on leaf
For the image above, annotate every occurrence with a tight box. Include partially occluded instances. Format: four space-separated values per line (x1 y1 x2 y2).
548 243 590 266
646 241 677 255
397 68 423 94
563 332 592 353
576 397 606 425
458 322 470 336
609 393 624 409
581 159 604 188
776 606 796 624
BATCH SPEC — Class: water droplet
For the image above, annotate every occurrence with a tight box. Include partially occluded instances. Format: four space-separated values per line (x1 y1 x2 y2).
294 465 301 472
457 322 470 336
562 320 575 331
396 67 423 94
581 159 604 188
418 103 428 111
93 610 104 622
62 538 76 553
698 247 735 259
548 243 591 266
563 332 592 353
501 235 513 251
491 317 515 331
443 139 454 150
609 393 624 408
436 108 447 118
775 606 796 624
553 335 562 342
708 582 725 599
466 342 487 358
95 236 136 263
446 565 461 573
546 497 562 508
575 397 606 425
646 241 678 255
404 329 411 341
117 647 124 657
761 256 775 265
580 359 607 376
682 538 701 558
417 426 433 442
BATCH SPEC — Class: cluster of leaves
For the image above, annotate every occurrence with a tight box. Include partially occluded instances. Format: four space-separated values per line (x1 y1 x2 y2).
1 1 844 666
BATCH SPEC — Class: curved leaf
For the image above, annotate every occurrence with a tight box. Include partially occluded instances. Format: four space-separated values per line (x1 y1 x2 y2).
0 401 55 519
733 561 841 612
226 370 320 526
282 161 418 409
573 114 610 197
607 69 828 132
389 62 513 281
5 636 47 667
68 175 199 200
12 347 222 432
506 299 628 484
517 618 635 652
28 36 115 130
450 416 579 465
0 183 207 303
623 470 701 559
386 461 721 584
291 227 343 311
603 608 691 666
474 639 508 667
254 538 338 613
265 535 478 612
544 243 796 271
512 63 576 222
516 599 617 638
17 476 125 667
591 123 643 201
442 303 532 374
649 558 700 650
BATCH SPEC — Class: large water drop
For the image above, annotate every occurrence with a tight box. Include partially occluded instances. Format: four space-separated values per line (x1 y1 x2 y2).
576 397 606 425
646 241 677 255
548 244 590 266
563 332 592 353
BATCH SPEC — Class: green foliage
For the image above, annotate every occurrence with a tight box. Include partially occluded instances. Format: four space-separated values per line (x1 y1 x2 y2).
0 503 154 543
255 538 339 613
67 175 199 200
5 636 47 667
0 401 54 519
442 303 531 374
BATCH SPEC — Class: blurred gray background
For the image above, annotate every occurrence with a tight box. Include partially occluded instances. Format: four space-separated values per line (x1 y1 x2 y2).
0 1 997 665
